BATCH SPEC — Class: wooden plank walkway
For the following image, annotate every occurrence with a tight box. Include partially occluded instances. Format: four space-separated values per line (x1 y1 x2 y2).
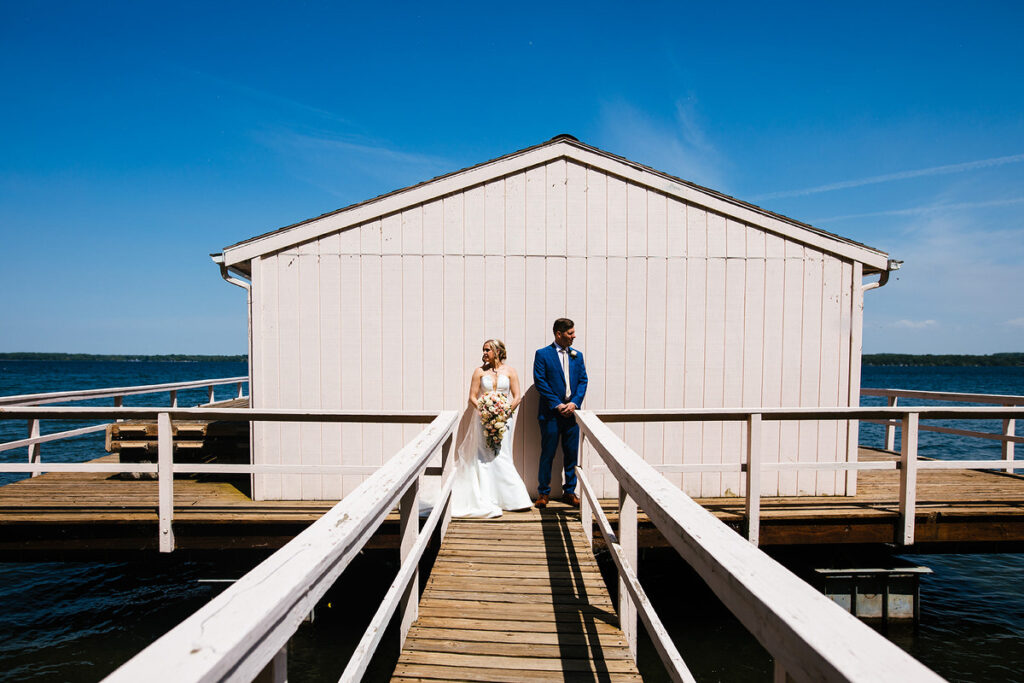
393 509 642 683
2 447 1024 553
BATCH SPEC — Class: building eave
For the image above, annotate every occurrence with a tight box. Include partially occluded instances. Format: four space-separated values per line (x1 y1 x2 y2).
221 135 889 273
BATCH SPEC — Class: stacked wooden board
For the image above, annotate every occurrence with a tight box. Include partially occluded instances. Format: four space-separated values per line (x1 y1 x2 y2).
392 508 642 682
105 397 249 478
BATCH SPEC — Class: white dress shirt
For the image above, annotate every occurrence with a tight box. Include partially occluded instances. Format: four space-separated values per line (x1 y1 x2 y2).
557 345 571 400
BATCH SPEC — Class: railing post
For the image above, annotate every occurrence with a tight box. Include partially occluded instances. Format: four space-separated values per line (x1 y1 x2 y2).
398 477 420 647
207 385 215 404
27 418 41 477
885 395 898 451
237 381 244 399
158 412 175 553
439 434 454 540
1002 404 1016 474
169 390 178 408
580 437 593 547
618 484 638 658
745 414 762 545
254 646 287 683
898 412 919 546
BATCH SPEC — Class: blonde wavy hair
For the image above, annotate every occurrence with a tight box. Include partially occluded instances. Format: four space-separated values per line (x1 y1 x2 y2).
484 339 507 362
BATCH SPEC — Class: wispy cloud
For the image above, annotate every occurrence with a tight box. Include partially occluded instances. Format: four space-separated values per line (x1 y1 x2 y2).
1007 318 1024 328
176 66 356 128
595 99 727 190
753 152 1024 201
891 319 937 329
257 129 454 200
811 196 1024 224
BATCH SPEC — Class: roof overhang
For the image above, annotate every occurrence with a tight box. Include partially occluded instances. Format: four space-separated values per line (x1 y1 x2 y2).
221 137 890 274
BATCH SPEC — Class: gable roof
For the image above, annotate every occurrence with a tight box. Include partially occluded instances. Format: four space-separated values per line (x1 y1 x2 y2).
220 135 890 274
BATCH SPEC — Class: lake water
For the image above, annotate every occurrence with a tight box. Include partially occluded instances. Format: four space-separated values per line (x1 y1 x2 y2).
0 361 1021 681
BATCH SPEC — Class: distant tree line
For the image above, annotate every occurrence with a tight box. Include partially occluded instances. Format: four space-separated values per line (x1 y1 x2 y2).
0 353 248 362
863 353 1024 367
2 351 1021 366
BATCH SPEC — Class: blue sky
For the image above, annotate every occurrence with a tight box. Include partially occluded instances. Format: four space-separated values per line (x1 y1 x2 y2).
1 1 1022 354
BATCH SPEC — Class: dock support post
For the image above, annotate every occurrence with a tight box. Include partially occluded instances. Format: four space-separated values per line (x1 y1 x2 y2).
399 477 419 646
27 419 41 478
1003 406 1016 474
773 659 789 682
580 438 593 547
618 484 638 658
169 390 177 408
207 385 215 404
237 381 244 398
885 395 899 451
745 414 762 545
898 412 918 546
158 412 175 553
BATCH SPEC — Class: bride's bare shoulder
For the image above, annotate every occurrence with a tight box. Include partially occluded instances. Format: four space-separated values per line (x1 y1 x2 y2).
504 365 519 378
471 365 486 377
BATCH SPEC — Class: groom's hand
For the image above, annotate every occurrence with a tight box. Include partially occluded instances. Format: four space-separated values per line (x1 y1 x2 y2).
557 403 577 416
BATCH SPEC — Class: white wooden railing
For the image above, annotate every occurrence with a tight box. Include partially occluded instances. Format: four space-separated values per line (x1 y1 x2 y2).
0 406 452 552
0 376 247 477
862 387 1023 471
95 409 456 683
0 376 248 407
575 409 946 683
585 405 1024 550
0 400 458 682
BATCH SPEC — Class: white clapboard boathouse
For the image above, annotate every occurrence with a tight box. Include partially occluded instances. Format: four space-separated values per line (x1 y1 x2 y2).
213 135 895 501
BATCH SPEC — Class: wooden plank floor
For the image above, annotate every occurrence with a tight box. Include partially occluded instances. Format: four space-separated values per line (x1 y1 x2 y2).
392 510 641 683
2 447 1024 552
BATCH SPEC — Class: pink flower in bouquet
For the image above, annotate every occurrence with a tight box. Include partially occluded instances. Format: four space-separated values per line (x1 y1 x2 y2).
478 391 513 454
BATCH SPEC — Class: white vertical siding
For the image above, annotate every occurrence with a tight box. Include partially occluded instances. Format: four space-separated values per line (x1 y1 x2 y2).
250 159 866 499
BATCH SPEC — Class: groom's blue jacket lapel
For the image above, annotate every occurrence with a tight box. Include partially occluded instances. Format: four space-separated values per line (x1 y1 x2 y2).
534 343 588 417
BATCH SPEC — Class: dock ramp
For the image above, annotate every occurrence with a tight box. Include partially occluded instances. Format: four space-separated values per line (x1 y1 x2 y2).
393 511 640 682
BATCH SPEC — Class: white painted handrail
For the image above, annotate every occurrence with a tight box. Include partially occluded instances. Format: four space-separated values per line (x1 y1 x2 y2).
0 377 249 476
862 387 1024 405
593 406 1024 420
0 407 452 552
576 410 943 683
577 469 695 683
103 410 457 683
862 387 1020 474
591 405 1024 547
0 376 248 406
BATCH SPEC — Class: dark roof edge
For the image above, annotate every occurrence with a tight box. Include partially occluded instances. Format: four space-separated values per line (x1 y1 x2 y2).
223 134 887 260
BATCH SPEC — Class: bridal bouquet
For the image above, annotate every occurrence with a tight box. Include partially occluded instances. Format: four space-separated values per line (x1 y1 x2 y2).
478 391 513 454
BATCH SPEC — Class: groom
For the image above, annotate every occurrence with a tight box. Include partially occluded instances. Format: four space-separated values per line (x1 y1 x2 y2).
533 318 588 508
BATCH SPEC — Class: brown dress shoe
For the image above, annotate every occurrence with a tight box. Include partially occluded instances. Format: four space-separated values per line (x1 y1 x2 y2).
534 493 549 508
562 493 581 507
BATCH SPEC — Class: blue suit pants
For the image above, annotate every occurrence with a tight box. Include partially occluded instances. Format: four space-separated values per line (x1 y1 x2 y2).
537 415 579 496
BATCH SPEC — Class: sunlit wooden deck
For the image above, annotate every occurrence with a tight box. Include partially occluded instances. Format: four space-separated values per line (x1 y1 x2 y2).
393 512 641 682
2 447 1023 555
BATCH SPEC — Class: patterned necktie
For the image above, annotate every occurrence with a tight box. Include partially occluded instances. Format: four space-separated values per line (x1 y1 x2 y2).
561 348 571 400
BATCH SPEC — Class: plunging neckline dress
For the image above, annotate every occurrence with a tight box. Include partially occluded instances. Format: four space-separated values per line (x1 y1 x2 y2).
450 373 533 518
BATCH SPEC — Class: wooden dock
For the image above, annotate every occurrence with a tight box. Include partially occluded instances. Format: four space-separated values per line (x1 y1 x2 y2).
393 509 642 683
2 448 1024 555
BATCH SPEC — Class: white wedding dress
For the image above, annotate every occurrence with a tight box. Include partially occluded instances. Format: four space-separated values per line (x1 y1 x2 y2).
450 374 534 518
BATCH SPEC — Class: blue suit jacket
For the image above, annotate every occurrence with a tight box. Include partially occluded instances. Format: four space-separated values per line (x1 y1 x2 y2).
533 343 588 419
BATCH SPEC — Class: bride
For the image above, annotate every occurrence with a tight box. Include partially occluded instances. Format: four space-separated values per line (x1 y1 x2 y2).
450 339 534 518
